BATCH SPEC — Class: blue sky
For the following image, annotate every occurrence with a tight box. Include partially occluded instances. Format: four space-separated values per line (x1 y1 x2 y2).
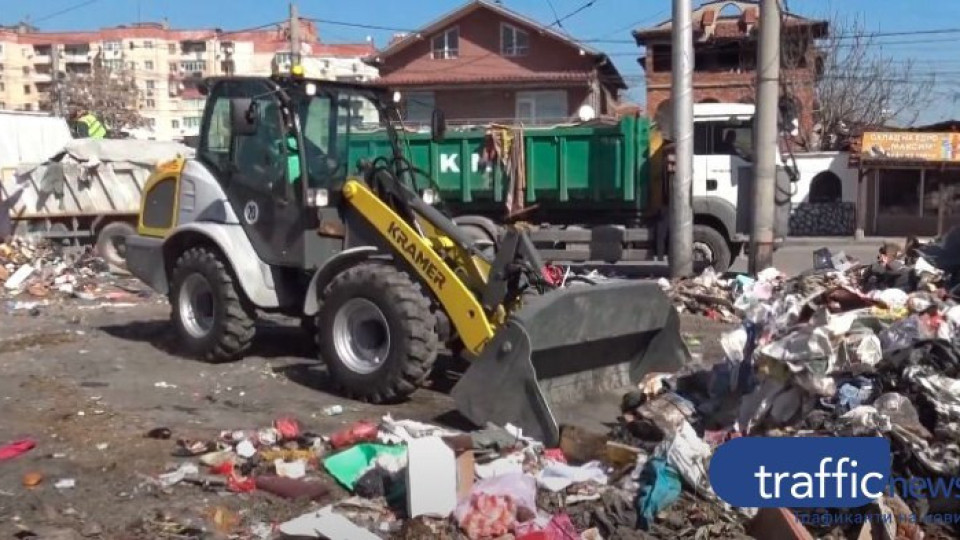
2 0 958 123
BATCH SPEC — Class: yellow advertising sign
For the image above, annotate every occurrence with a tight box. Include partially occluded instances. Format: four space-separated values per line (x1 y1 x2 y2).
861 132 960 162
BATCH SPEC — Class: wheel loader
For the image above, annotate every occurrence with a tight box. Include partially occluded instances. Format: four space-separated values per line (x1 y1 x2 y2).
123 70 691 446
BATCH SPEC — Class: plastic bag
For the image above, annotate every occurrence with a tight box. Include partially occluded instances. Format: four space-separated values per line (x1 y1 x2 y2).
454 473 537 540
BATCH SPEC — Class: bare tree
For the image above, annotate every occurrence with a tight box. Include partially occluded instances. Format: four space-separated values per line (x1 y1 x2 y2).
59 58 145 132
782 13 935 151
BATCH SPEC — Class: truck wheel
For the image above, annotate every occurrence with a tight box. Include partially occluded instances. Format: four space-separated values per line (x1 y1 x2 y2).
692 225 732 273
96 221 136 269
169 247 256 362
317 262 439 404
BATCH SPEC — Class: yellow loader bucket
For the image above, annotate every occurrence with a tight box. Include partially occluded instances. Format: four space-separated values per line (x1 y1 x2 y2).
451 279 691 447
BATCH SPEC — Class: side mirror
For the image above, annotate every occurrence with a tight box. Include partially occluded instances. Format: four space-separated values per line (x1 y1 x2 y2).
431 109 446 143
230 98 258 136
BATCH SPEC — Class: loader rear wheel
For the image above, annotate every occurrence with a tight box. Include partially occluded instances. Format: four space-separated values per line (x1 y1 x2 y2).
169 247 256 363
317 262 439 404
96 221 136 269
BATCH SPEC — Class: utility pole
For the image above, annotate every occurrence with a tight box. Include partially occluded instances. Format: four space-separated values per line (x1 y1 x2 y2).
289 2 301 67
51 44 63 117
749 0 780 273
669 0 694 278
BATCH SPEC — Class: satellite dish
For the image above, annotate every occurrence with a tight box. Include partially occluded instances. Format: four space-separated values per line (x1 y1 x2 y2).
578 105 596 122
655 100 674 140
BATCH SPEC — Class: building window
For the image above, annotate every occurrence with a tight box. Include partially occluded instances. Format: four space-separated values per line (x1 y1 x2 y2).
146 80 156 89
431 27 459 59
128 61 137 70
23 84 31 95
0 82 4 91
180 60 206 73
515 90 568 124
169 62 178 72
103 40 122 51
144 40 154 49
24 103 32 111
878 169 921 218
501 24 529 57
0 102 5 110
145 60 154 71
171 119 180 129
145 98 155 108
403 91 435 123
22 66 29 75
102 59 122 71
146 118 156 128
168 43 176 54
184 99 204 110
184 116 201 128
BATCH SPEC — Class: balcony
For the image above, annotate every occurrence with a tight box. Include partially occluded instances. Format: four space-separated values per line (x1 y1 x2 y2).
32 72 52 83
31 54 51 64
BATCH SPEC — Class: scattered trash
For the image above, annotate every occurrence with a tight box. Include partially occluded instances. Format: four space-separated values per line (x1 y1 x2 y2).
22 471 43 487
153 381 177 389
145 427 172 440
54 478 76 490
323 405 344 416
0 439 35 461
279 506 380 539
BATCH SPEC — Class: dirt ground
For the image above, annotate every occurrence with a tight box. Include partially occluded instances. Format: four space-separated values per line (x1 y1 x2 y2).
0 295 731 539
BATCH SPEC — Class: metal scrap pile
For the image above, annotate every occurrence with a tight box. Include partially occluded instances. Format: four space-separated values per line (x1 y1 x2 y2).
605 236 960 538
658 268 745 323
0 237 148 308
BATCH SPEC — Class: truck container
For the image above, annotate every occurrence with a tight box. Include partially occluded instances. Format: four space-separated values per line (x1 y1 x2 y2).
349 104 793 272
1 138 195 267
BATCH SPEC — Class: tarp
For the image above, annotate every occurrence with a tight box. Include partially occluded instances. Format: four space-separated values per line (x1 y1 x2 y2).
0 112 73 172
15 138 195 177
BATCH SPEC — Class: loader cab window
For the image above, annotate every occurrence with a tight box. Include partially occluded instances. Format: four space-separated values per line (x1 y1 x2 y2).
297 89 385 189
199 87 233 176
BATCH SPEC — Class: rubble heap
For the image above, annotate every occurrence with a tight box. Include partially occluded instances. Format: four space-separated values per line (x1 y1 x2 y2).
0 237 150 309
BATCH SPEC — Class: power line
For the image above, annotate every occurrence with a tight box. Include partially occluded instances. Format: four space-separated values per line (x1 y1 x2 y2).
547 0 599 29
305 17 413 33
33 0 101 24
543 0 565 30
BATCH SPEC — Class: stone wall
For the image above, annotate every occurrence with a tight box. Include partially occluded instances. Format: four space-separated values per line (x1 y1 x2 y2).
789 202 857 236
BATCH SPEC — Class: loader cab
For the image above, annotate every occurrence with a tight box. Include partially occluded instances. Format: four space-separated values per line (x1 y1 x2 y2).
197 76 392 271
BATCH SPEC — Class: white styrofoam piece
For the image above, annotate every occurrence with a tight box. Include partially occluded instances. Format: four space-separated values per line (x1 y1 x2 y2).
406 436 457 518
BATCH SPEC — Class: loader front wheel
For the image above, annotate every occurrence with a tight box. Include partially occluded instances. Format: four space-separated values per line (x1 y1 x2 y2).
169 247 256 362
318 263 439 404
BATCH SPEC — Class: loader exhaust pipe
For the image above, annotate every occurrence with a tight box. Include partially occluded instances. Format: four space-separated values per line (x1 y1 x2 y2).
451 279 691 447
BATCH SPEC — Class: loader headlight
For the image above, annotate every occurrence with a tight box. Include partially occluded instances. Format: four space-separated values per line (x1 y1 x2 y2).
421 188 437 205
308 188 329 207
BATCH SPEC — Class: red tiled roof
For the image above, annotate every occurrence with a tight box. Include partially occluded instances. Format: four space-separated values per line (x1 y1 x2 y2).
375 70 593 86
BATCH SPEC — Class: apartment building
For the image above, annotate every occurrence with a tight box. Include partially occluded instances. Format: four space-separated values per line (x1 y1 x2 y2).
0 20 377 141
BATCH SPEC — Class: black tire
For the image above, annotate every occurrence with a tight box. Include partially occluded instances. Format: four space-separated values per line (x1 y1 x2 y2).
317 262 439 404
96 221 136 268
693 224 732 273
169 247 256 362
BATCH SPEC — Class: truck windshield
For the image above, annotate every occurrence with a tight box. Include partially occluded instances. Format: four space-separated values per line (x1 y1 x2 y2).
296 89 386 188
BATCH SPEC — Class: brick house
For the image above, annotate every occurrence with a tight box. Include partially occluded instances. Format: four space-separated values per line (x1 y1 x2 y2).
632 0 827 144
364 0 626 127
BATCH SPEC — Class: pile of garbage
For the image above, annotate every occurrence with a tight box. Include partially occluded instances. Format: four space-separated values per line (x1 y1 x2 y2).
612 237 960 538
0 237 149 309
131 413 678 539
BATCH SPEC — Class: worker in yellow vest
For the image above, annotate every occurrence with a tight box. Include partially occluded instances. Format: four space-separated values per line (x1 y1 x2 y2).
70 109 107 139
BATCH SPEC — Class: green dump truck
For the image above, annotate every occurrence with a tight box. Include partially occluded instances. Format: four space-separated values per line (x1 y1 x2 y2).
348 103 791 272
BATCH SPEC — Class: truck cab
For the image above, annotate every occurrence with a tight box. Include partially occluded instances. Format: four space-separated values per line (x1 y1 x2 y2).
688 102 791 260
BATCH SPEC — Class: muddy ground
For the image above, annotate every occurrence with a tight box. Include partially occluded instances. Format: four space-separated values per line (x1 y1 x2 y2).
0 296 731 539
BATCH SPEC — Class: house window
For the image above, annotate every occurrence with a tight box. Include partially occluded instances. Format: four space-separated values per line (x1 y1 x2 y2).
145 60 154 71
432 27 459 59
0 102 5 109
168 43 176 54
184 116 201 128
103 40 122 51
169 62 178 72
501 24 529 57
146 80 156 89
146 118 156 128
128 61 137 70
0 82 4 91
515 90 567 124
102 59 122 71
403 91 435 123
144 40 154 49
171 119 180 129
24 103 32 111
22 66 29 75
145 99 155 108
23 84 31 95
